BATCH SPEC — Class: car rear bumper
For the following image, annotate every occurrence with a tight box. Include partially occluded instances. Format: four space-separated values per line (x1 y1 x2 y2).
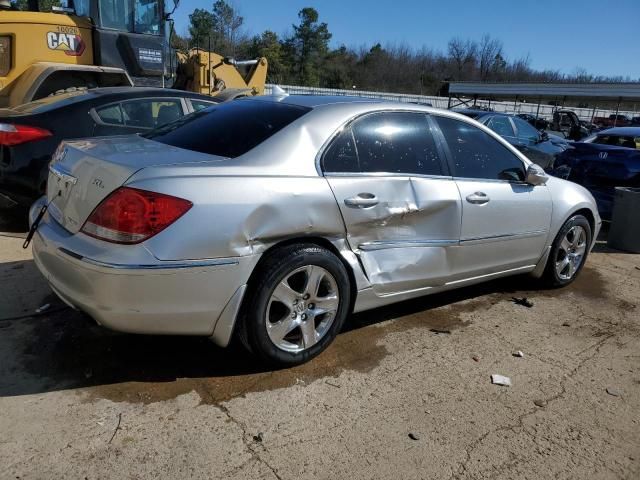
30 197 255 345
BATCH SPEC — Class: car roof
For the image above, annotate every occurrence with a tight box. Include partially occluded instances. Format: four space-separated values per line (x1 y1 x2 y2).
7 87 219 116
596 127 640 136
252 94 384 108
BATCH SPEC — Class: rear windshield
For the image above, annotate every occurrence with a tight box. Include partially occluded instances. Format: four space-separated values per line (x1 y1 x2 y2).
143 100 311 158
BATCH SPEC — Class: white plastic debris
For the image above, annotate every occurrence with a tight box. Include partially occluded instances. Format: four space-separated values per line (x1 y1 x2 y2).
35 303 50 313
491 374 512 387
513 351 524 358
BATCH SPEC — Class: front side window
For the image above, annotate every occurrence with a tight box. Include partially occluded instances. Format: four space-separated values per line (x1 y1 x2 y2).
74 0 91 16
513 117 540 144
134 0 161 34
485 116 515 138
436 116 526 182
100 0 162 34
592 135 639 149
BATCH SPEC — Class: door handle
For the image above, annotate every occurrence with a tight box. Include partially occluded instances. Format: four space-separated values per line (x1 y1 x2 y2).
466 192 490 205
344 193 379 208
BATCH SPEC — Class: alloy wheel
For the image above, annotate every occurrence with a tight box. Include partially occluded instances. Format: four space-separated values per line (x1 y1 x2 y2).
555 225 587 281
265 265 340 353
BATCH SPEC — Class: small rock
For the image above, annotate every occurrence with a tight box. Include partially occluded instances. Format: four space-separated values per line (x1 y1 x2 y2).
35 303 50 314
408 433 420 441
253 432 263 442
430 328 451 335
472 355 481 362
512 351 524 358
491 374 512 387
512 297 533 308
533 399 547 408
606 387 621 397
562 322 571 327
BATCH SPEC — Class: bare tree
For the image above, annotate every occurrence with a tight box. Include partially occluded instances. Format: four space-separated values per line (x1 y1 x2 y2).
447 37 477 80
478 34 503 81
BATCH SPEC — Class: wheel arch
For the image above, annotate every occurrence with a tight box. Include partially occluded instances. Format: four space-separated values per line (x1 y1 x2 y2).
246 236 363 316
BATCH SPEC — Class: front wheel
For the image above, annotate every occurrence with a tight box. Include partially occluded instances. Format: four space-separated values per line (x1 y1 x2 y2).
238 244 351 366
542 214 591 287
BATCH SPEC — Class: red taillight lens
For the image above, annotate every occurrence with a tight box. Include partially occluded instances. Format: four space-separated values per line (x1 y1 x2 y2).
81 187 192 244
0 123 52 146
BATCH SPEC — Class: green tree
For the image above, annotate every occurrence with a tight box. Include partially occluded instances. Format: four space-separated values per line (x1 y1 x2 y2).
188 8 215 48
14 0 60 11
248 30 288 84
212 0 244 55
286 7 331 86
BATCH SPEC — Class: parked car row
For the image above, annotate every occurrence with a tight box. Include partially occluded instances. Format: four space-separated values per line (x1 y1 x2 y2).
0 87 220 209
455 109 568 170
553 127 640 219
27 94 600 366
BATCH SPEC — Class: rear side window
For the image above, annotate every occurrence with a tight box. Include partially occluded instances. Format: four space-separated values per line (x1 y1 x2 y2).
436 116 525 182
96 99 184 129
191 99 218 112
323 112 444 176
144 100 311 158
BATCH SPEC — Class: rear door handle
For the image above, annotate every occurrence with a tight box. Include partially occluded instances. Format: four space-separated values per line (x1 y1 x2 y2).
344 193 379 208
466 192 490 205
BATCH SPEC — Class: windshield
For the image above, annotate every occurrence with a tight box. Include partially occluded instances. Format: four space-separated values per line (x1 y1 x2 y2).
99 0 162 35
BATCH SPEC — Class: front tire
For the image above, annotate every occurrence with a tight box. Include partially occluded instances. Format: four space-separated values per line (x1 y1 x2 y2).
238 244 351 366
542 214 591 287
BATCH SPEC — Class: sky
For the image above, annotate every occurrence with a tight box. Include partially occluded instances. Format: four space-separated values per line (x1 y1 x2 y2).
171 0 640 80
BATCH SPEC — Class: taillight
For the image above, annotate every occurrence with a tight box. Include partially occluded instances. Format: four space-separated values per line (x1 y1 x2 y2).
81 187 192 244
0 123 52 146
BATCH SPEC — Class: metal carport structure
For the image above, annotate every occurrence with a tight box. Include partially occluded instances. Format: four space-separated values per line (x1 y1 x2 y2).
447 82 640 124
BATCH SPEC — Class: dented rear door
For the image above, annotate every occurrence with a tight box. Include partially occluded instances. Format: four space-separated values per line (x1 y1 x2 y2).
321 111 461 295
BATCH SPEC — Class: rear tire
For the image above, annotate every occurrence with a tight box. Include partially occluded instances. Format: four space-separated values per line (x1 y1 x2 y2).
238 244 351 366
542 214 591 287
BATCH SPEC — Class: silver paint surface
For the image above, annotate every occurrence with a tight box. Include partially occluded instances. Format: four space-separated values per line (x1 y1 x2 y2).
31 96 602 345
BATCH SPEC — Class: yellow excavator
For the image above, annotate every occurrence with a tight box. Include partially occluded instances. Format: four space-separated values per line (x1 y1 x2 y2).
0 0 267 107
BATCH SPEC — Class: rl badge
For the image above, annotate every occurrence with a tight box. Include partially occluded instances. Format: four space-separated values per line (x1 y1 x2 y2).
46 30 86 56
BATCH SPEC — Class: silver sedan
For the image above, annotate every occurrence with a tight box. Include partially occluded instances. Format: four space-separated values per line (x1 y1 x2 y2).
30 95 601 365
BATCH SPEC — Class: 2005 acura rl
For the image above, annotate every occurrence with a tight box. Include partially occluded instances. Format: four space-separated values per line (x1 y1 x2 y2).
30 95 601 365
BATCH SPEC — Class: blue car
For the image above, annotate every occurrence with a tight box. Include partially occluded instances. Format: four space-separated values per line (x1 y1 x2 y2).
553 127 640 219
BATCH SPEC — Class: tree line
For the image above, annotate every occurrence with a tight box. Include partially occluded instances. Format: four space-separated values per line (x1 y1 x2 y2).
176 3 637 95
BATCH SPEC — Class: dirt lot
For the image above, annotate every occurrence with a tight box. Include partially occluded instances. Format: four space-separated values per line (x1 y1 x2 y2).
1 225 639 480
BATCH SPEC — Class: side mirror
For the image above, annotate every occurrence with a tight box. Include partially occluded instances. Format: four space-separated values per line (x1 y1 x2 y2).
525 164 548 186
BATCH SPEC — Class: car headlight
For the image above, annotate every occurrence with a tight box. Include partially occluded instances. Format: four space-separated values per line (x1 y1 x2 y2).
0 36 11 77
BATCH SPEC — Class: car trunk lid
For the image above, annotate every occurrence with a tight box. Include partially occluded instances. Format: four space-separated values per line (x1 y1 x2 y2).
46 135 226 234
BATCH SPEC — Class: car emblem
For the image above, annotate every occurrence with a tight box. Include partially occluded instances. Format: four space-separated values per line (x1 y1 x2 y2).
599 152 608 159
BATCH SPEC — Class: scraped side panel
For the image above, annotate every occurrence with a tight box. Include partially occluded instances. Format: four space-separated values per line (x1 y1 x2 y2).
325 176 462 294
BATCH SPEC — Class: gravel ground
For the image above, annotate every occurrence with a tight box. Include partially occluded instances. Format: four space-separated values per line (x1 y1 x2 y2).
0 229 638 480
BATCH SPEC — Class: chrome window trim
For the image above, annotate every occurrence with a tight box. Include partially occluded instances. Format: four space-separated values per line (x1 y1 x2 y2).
453 176 531 185
58 247 238 270
324 171 453 180
359 239 459 251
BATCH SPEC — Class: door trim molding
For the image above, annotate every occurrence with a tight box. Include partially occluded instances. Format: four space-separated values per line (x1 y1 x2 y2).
460 229 548 245
359 239 459 251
